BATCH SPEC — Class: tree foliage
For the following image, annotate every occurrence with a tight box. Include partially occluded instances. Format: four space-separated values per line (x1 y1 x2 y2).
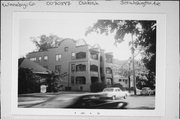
86 20 140 45
85 20 156 74
31 34 63 52
138 21 156 73
136 72 155 90
18 67 40 94
90 82 107 92
46 72 63 92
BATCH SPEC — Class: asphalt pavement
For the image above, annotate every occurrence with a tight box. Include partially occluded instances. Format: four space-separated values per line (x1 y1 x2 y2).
18 92 155 109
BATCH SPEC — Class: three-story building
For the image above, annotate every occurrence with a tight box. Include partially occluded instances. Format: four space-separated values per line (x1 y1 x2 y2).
26 39 119 91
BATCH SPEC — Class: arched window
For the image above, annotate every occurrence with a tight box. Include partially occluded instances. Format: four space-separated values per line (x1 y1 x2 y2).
76 77 86 84
76 64 86 71
106 67 112 74
90 53 98 60
90 65 98 72
76 52 86 59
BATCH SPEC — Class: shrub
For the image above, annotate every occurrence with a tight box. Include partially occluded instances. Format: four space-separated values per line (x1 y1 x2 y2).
18 68 40 94
90 82 107 92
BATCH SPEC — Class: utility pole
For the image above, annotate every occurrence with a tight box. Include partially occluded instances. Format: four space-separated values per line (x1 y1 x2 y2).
131 34 136 95
128 60 131 93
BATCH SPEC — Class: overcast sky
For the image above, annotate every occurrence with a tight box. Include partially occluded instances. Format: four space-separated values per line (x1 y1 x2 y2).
19 13 138 60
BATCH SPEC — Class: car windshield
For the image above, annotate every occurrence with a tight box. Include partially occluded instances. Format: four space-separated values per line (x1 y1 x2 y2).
103 88 114 92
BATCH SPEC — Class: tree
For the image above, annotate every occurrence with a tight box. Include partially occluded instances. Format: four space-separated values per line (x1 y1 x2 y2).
18 67 40 94
85 20 156 95
46 72 63 92
31 34 63 52
18 58 40 94
138 21 156 73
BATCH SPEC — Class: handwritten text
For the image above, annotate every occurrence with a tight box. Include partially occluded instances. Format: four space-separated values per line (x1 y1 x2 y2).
46 1 71 6
120 0 161 7
79 0 99 6
1 1 36 9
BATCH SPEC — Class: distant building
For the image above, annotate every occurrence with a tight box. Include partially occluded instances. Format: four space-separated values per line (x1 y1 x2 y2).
26 39 131 91
19 58 52 84
20 58 51 75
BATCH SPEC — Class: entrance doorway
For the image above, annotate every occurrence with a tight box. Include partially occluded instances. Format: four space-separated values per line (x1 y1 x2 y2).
91 77 98 84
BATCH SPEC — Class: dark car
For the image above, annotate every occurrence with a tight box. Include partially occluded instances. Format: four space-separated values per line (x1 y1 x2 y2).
66 94 128 109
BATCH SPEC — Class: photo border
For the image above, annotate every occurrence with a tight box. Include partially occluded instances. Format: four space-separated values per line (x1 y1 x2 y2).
11 12 166 117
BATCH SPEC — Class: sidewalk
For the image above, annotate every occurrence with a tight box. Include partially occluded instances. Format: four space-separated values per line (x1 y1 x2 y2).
18 100 46 108
18 91 88 108
18 92 60 108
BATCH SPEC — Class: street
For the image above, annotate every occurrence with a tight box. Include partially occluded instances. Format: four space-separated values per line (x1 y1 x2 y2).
18 92 155 109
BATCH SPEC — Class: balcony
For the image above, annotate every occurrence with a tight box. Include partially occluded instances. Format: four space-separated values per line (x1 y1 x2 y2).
89 48 99 60
106 67 113 78
76 64 86 72
105 52 113 63
106 74 113 78
75 52 86 60
90 64 99 76
90 72 99 77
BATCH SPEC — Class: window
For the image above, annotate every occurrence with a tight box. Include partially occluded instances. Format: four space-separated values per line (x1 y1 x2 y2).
56 54 62 61
119 79 121 82
55 65 61 73
106 58 112 63
64 47 69 52
76 52 86 59
91 77 98 84
71 76 75 84
38 57 42 61
72 52 76 59
76 77 86 84
90 65 98 72
76 64 86 72
106 67 112 74
30 57 36 61
106 55 113 63
90 53 98 60
125 80 128 84
44 55 48 61
71 64 76 72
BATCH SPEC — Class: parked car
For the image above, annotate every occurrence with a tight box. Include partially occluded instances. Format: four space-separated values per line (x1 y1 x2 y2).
100 87 129 100
136 88 142 95
140 87 155 95
66 94 128 109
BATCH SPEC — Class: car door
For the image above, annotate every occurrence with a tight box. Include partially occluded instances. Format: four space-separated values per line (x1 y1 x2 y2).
114 89 118 98
118 88 124 97
115 88 121 98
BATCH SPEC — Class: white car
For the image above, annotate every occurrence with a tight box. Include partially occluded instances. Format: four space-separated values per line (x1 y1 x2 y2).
100 87 129 100
140 87 155 95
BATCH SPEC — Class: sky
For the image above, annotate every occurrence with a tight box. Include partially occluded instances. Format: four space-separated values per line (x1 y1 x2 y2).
19 15 140 60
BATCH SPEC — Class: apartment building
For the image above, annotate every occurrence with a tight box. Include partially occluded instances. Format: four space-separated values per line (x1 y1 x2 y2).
26 38 127 91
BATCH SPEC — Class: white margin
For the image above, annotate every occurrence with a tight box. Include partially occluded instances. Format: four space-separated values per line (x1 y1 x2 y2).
11 12 166 117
